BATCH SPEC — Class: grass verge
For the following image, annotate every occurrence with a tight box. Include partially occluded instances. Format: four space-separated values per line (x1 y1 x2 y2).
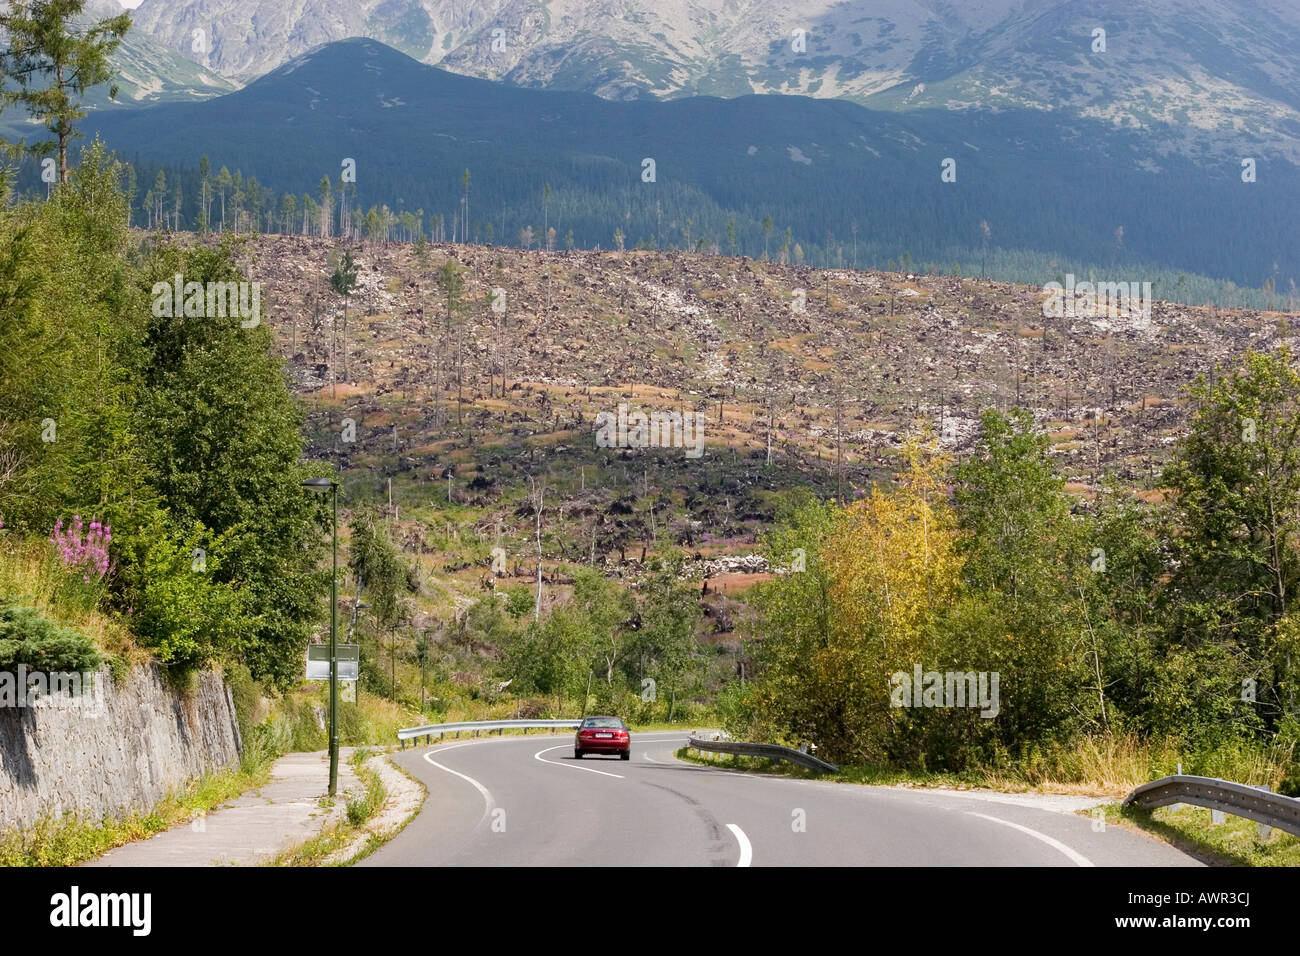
1092 802 1300 867
676 747 1021 790
271 749 393 866
338 756 425 866
675 733 1294 799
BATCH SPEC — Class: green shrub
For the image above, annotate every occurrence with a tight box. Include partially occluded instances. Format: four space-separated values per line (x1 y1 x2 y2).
716 680 761 738
224 663 265 746
290 701 328 752
240 713 293 774
120 519 247 671
0 601 101 672
503 586 533 619
345 755 384 827
1276 716 1300 797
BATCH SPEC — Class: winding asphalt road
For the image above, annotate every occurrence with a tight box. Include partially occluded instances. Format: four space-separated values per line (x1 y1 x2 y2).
362 732 1202 867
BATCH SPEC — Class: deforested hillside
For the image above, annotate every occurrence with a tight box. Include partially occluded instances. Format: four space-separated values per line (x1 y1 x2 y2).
214 231 1293 609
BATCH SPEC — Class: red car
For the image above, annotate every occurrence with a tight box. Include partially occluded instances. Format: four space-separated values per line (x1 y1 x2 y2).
574 716 631 760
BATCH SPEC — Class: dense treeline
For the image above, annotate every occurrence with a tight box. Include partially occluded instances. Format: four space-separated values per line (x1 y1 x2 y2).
0 143 328 688
9 149 1283 311
732 370 1300 788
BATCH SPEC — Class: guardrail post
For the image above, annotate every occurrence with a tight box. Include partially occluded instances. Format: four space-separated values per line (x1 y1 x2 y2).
1256 785 1272 840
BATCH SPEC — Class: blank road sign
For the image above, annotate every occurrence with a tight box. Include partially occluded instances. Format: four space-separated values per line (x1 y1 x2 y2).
306 644 359 681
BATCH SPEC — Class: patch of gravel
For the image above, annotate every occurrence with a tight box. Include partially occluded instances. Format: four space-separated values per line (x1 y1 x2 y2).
886 785 1107 814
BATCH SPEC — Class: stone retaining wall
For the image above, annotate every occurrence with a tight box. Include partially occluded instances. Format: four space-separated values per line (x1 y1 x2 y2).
0 663 241 834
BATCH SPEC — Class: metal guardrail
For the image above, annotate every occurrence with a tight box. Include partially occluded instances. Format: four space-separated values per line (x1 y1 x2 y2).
686 736 840 773
1123 774 1300 838
398 718 581 745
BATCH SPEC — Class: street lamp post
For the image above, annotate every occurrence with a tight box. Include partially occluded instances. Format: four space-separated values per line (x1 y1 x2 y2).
420 628 435 712
348 599 368 695
302 476 340 797
347 600 368 641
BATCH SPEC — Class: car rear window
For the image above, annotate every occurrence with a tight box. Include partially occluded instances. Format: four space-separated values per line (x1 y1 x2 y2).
582 717 624 728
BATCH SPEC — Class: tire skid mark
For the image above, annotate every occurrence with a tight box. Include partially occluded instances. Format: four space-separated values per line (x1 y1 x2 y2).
643 780 734 866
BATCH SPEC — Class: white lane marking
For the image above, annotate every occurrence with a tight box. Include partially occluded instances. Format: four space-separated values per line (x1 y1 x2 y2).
642 735 690 764
427 740 492 752
422 748 495 826
966 811 1095 867
534 743 625 778
726 823 752 867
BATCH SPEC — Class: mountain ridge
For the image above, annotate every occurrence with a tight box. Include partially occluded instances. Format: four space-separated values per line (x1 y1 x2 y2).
77 37 1299 288
125 0 1300 164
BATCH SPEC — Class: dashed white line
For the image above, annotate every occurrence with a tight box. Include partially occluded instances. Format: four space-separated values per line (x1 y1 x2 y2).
533 744 625 778
966 811 1095 867
726 823 752 867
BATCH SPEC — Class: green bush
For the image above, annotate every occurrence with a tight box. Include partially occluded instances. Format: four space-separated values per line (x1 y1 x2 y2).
345 752 384 827
503 586 534 619
716 680 761 738
120 518 246 673
0 601 101 672
669 698 711 725
240 713 294 773
1275 716 1300 797
290 701 328 752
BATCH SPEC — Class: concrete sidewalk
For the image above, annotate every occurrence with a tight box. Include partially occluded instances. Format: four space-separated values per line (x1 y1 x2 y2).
86 750 364 867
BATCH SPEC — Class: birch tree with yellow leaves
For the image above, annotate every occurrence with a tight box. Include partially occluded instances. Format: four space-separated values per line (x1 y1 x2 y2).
749 429 963 762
